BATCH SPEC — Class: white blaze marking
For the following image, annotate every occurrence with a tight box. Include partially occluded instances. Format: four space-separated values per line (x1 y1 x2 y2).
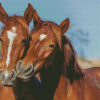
6 27 17 67
12 27 16 33
40 34 46 41
4 69 9 79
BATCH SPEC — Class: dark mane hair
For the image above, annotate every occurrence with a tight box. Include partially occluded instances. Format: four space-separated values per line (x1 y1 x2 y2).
61 35 84 83
47 23 84 83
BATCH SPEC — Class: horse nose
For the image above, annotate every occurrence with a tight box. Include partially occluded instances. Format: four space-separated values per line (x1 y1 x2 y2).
16 61 22 72
16 61 34 81
1 70 16 86
0 69 2 79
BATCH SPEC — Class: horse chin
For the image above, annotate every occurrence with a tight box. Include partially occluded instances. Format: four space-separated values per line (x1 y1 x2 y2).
21 78 30 82
16 61 44 82
17 74 32 82
2 82 14 87
3 84 13 87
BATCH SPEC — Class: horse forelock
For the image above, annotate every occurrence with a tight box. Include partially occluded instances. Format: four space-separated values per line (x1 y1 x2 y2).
16 16 30 34
4 16 30 34
49 24 62 51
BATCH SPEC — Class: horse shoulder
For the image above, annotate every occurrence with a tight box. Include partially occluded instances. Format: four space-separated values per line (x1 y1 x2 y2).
66 75 100 100
54 67 100 100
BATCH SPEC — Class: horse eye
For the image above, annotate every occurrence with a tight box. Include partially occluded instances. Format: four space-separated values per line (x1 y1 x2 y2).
22 39 27 45
49 44 55 48
27 36 31 41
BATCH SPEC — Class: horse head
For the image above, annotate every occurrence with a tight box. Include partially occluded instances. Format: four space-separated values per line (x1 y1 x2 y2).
0 3 33 86
16 9 82 82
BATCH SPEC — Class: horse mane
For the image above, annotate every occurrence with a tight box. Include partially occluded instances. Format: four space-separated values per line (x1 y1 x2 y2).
61 35 84 83
16 16 30 34
48 23 84 83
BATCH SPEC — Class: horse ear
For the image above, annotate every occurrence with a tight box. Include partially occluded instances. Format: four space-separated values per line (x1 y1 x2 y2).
0 3 8 24
59 18 70 35
24 3 33 26
62 36 83 82
33 9 42 26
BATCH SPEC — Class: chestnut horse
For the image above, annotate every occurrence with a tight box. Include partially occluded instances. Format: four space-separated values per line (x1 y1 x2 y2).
0 3 42 100
15 8 100 100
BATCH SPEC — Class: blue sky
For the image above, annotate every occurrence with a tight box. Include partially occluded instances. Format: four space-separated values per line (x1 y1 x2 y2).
0 0 100 59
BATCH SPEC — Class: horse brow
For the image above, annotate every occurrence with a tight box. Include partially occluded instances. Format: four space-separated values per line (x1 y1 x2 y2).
16 18 30 34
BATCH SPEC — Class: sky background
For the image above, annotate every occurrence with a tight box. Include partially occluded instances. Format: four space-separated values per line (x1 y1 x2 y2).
0 0 100 59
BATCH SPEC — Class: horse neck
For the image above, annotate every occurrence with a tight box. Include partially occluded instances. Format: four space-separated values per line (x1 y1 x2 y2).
53 62 84 100
13 77 42 100
39 49 84 100
38 50 63 99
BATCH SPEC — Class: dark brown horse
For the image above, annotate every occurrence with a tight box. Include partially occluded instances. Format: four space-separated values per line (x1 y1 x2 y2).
0 3 42 100
15 8 100 100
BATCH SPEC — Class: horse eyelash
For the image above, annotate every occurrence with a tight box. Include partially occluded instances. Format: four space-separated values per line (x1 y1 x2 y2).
22 39 27 45
49 44 55 48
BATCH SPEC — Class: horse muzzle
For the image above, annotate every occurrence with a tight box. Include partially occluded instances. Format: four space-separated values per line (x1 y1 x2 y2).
1 70 16 87
15 61 34 82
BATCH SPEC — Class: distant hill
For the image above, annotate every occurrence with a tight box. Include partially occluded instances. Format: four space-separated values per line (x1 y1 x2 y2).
77 56 100 69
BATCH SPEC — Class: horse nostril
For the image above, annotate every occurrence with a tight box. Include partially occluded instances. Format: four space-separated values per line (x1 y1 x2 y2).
16 61 22 72
24 65 33 73
11 71 14 78
0 69 2 79
24 64 34 77
0 69 2 74
0 69 2 72
10 70 16 81
2 74 5 80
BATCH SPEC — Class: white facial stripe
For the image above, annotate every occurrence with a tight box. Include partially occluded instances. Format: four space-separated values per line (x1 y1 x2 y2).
6 29 17 67
4 69 9 79
40 34 46 41
12 27 16 33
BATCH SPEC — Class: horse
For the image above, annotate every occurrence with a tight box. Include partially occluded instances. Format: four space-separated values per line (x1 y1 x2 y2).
15 8 100 100
0 3 42 100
